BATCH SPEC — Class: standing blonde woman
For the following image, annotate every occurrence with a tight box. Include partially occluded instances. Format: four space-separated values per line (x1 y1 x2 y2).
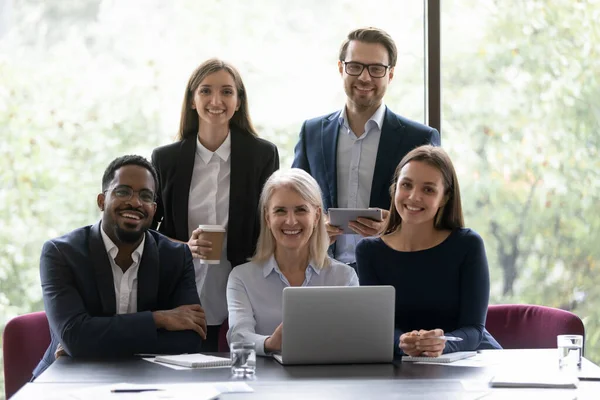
227 168 358 355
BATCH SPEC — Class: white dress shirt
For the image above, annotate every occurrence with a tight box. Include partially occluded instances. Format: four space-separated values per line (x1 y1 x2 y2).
226 255 359 355
335 103 386 264
100 226 145 314
187 134 232 326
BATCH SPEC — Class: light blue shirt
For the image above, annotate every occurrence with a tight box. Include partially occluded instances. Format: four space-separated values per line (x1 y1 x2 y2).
226 255 359 355
335 103 385 264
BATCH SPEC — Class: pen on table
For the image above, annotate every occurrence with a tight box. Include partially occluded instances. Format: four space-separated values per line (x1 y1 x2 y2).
111 388 164 393
414 332 463 341
433 336 463 341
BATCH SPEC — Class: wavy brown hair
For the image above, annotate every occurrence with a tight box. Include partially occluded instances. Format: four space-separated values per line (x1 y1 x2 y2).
177 58 257 140
383 145 464 235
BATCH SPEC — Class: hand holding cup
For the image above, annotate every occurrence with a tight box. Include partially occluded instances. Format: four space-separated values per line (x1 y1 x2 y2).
189 225 226 264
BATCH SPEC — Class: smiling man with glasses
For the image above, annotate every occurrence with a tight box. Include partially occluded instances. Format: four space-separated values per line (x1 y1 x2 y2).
33 155 207 378
293 27 441 270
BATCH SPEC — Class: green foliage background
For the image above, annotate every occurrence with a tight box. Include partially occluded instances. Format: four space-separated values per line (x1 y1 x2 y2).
1 0 598 397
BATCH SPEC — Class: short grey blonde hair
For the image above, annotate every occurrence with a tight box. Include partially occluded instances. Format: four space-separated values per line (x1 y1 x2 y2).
252 168 330 268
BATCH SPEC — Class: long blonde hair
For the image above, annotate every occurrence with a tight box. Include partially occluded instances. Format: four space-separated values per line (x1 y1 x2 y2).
252 169 330 268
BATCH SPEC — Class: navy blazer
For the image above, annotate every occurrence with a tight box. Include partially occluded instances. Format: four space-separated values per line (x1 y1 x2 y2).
33 223 203 378
292 107 441 211
151 129 279 268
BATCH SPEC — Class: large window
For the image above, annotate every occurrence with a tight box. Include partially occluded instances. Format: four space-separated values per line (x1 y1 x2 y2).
442 0 600 362
0 0 425 395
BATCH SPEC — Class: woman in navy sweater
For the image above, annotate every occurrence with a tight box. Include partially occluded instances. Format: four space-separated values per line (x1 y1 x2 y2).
356 145 500 357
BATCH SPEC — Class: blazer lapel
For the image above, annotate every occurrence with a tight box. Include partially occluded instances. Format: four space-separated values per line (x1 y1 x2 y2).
89 222 116 315
321 112 341 209
229 129 247 246
370 108 405 207
137 231 159 311
173 137 196 240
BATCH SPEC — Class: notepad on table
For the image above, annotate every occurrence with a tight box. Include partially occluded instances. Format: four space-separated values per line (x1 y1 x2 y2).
154 353 231 368
489 372 579 389
401 351 477 363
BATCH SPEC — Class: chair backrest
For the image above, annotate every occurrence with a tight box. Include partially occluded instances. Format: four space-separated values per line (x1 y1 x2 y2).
486 304 585 351
2 311 51 399
218 319 229 352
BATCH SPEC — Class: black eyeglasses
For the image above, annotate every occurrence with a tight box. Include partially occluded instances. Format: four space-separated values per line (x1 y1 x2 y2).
104 185 156 204
341 61 391 78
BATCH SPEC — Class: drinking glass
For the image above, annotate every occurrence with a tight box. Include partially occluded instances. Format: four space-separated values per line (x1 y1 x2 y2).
557 334 583 370
230 342 256 378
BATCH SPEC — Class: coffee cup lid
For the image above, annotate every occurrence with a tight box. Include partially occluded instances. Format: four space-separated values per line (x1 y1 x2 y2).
198 224 226 232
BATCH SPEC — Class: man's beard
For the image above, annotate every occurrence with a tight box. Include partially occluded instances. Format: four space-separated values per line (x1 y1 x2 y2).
114 224 147 244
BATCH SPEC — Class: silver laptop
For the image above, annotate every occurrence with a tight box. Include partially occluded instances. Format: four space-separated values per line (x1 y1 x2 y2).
273 285 395 365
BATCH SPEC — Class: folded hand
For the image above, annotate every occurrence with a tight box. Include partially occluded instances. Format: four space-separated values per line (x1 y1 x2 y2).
153 304 207 339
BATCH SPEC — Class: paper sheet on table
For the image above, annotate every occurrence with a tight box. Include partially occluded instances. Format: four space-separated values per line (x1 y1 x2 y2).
461 381 577 400
489 372 579 388
414 352 501 367
211 381 254 393
461 380 491 392
46 382 253 399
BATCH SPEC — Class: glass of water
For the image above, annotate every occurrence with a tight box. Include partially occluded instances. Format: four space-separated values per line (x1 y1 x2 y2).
230 342 256 378
557 334 583 370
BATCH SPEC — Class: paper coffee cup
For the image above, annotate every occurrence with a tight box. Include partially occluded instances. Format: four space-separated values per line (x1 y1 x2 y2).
197 225 226 264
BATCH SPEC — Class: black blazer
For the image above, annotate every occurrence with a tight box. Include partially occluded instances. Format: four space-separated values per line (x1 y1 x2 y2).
151 129 279 267
33 223 202 378
292 107 441 211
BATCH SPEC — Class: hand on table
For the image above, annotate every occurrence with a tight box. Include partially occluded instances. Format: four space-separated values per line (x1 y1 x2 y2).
400 329 446 357
399 330 422 357
153 304 207 339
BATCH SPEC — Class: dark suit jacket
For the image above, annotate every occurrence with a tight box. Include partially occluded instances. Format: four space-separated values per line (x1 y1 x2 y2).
151 129 279 268
292 107 441 211
33 223 203 378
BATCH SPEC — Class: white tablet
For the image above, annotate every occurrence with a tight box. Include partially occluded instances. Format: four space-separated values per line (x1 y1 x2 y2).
327 208 383 234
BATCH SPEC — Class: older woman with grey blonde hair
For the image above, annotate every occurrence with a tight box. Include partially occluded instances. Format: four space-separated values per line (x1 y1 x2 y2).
226 168 358 354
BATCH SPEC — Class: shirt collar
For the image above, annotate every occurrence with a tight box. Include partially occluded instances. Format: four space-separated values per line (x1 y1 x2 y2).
195 132 232 164
262 255 321 278
338 103 386 134
100 224 145 264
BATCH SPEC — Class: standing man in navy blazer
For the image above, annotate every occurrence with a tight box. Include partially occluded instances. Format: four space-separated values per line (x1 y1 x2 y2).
292 27 441 268
33 155 206 378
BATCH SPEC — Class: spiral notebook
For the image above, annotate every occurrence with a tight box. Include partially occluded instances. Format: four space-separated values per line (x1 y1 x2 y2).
154 353 231 368
401 351 477 363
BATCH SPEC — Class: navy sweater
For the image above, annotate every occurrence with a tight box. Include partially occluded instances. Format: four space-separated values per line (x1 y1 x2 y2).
356 228 501 356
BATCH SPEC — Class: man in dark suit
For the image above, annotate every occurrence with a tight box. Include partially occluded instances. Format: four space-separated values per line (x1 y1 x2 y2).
33 155 206 378
292 27 441 268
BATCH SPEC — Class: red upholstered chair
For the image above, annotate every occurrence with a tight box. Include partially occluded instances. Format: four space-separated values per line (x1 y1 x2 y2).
2 311 51 399
485 304 585 352
218 319 230 352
